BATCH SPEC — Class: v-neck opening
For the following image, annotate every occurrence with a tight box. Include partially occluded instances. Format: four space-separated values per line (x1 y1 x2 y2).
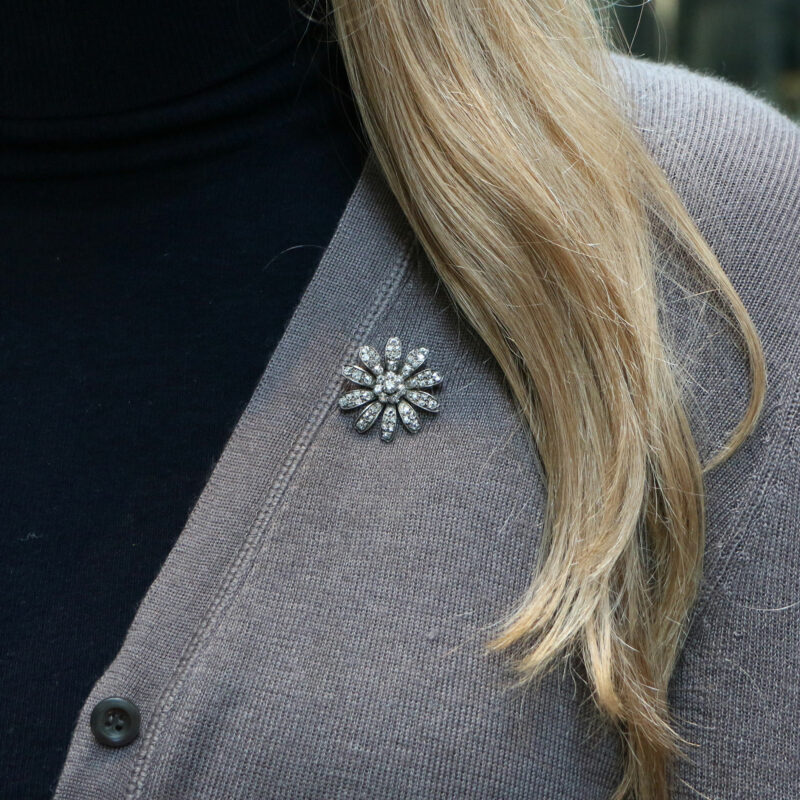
53 147 419 799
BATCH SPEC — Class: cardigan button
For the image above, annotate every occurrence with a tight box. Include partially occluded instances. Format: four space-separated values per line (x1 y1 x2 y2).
90 697 141 747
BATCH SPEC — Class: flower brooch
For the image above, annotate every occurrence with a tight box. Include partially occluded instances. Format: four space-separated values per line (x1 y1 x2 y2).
338 336 443 442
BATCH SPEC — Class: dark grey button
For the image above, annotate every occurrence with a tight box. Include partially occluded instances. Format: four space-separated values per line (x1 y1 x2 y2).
90 697 141 747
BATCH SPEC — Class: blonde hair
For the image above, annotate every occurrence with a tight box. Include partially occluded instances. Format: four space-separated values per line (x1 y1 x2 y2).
319 1 767 797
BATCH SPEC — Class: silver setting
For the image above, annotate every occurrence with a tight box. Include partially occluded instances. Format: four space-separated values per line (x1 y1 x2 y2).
397 399 420 432
406 389 440 412
406 368 442 389
341 365 375 387
384 336 402 372
380 404 397 442
338 389 375 410
339 336 443 441
359 345 384 376
355 400 383 431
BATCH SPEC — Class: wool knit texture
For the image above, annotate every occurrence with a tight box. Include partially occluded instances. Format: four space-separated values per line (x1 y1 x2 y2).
52 53 800 799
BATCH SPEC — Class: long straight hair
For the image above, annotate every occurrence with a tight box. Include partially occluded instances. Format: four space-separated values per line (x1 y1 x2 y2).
319 2 767 797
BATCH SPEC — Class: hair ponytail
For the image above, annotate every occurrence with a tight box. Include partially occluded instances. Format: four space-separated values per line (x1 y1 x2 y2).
321 1 767 797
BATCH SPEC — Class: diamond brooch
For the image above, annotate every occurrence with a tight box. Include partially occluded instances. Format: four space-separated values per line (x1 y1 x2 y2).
338 336 443 442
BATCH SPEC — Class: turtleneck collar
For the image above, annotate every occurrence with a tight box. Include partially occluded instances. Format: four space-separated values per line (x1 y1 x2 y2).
0 1 307 118
0 1 349 177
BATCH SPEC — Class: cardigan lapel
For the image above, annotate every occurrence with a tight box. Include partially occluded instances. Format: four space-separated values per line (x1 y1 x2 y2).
52 150 422 797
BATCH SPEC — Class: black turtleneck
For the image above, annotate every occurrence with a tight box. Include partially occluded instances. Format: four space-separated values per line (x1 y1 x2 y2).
0 3 368 797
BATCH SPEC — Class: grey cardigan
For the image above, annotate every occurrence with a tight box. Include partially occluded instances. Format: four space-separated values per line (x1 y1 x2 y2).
54 53 800 799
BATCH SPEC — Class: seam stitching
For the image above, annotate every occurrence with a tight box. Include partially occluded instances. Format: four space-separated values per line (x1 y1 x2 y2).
124 232 416 799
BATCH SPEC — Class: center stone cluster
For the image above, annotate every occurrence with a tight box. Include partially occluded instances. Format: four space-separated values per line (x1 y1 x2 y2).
373 370 406 403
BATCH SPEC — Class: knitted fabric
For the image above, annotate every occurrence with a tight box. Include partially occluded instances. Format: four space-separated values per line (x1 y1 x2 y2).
53 53 800 799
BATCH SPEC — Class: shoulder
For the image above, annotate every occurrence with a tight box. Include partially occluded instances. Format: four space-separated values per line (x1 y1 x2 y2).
608 53 799 237
609 51 800 195
610 52 800 359
607 54 800 471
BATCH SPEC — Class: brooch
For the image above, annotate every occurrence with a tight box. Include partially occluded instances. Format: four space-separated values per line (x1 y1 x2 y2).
338 336 443 442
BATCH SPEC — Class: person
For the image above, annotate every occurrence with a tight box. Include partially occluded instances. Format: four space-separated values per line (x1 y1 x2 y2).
2 2 798 799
